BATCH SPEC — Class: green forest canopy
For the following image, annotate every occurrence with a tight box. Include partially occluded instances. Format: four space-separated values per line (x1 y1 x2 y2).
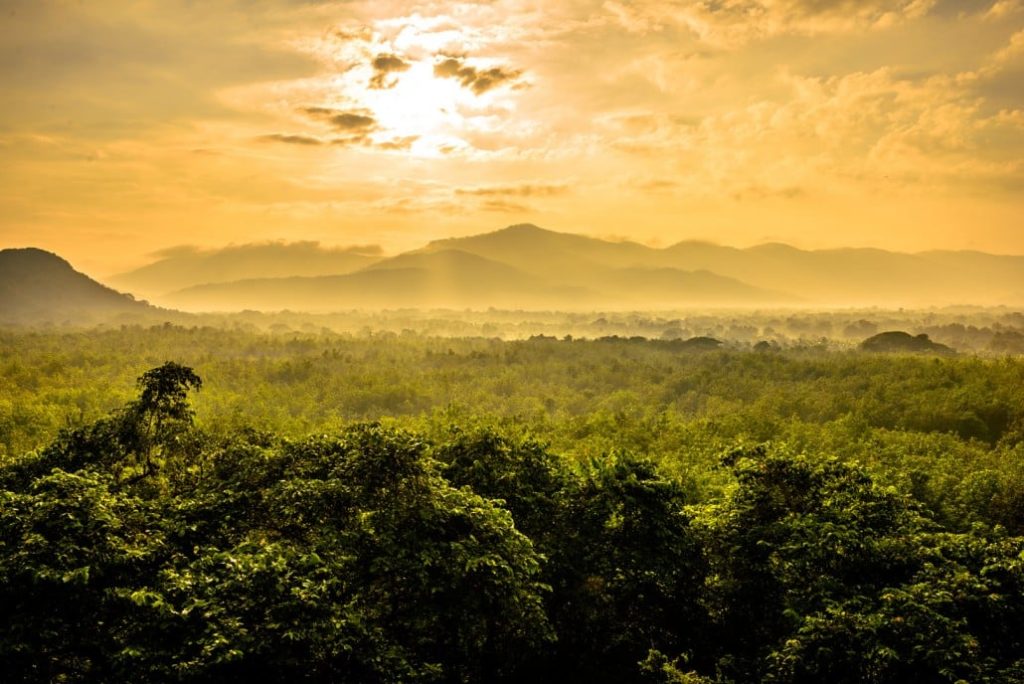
2 327 1024 682
2 360 1023 682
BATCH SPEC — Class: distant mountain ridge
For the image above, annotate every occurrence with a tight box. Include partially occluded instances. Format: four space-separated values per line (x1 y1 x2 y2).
109 241 383 298
0 248 160 324
429 224 1024 306
167 249 594 311
7 224 1024 316
658 240 1024 306
163 240 791 311
131 224 1024 311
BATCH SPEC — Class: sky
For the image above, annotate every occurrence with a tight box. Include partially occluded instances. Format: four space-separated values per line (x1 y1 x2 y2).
1 0 1023 275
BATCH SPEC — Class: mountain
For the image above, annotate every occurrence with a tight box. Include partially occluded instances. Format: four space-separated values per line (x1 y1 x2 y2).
161 244 790 312
163 249 595 311
60 223 1024 313
422 223 657 282
660 242 1024 306
426 224 1024 306
107 241 383 299
0 248 160 324
413 224 792 308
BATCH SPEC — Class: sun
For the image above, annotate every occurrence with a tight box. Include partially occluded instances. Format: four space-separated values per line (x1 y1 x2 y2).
363 61 471 152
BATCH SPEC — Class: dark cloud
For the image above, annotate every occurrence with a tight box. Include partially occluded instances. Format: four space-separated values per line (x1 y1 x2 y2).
376 136 419 151
302 107 378 132
149 245 202 259
267 107 414 151
433 56 521 95
259 133 323 145
369 53 411 90
973 67 1024 113
329 134 418 151
917 0 990 17
456 183 567 197
342 244 385 256
334 26 374 42
330 134 371 147
479 199 531 213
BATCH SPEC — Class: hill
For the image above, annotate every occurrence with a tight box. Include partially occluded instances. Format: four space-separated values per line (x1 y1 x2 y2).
423 224 1024 306
26 223 1024 314
163 249 594 311
422 224 657 283
660 242 1024 306
861 331 955 354
161 246 790 312
0 248 161 325
107 242 383 298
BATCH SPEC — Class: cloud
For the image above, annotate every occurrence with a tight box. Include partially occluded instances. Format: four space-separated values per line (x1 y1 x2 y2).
479 199 531 212
369 52 411 89
604 0 940 47
150 240 386 261
433 56 522 94
597 61 1024 200
375 136 419 151
455 183 568 197
328 134 418 151
330 135 372 147
263 104 417 151
731 184 805 201
149 244 202 259
630 178 680 193
991 28 1024 65
984 0 1022 20
302 107 379 132
259 133 324 145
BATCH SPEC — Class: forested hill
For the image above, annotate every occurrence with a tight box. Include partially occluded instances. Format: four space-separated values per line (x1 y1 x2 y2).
0 248 162 325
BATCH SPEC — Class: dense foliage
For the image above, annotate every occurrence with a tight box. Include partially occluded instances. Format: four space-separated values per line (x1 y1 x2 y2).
2 324 1024 681
2 353 1024 682
3 327 1023 532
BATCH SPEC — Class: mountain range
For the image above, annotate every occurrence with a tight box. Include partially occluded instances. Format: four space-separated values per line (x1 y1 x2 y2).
3 224 1024 320
108 241 382 297
129 224 1023 311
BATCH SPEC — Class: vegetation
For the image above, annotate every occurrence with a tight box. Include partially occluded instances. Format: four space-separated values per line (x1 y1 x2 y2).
2 326 1024 682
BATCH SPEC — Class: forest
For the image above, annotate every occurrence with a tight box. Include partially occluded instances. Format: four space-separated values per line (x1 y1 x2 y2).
2 325 1024 682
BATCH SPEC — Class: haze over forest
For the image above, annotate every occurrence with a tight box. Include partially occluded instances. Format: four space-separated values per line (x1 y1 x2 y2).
2 0 1024 279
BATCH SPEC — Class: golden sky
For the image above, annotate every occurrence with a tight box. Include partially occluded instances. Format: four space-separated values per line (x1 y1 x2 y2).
1 0 1023 274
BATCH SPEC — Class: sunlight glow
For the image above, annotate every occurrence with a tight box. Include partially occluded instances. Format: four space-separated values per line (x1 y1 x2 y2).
366 61 466 139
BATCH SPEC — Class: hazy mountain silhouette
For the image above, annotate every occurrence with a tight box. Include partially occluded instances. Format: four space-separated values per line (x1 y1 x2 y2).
108 242 383 298
163 249 595 311
12 224 1024 316
414 224 792 307
660 241 1024 306
423 223 655 282
161 244 789 312
0 248 159 324
430 225 1024 305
